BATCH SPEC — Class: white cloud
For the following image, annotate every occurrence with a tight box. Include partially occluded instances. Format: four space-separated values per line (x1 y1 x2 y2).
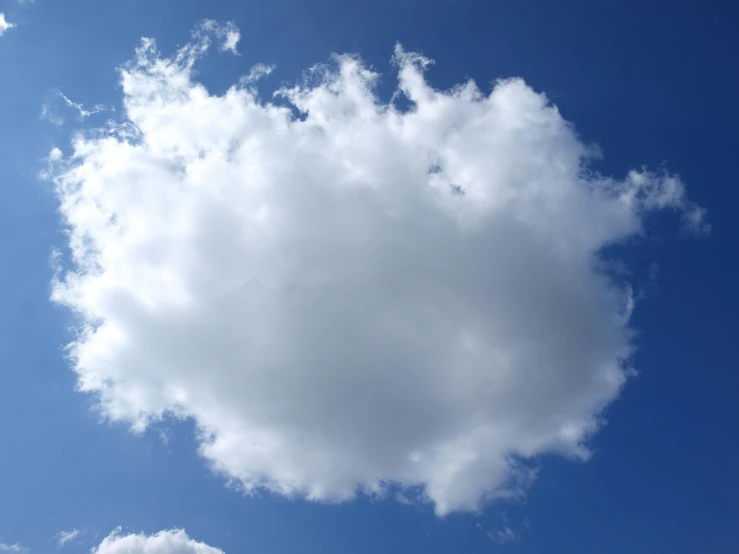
57 91 106 118
198 19 240 54
0 13 16 36
48 147 63 161
41 90 106 125
93 529 222 554
49 23 705 516
54 530 80 547
0 544 25 553
240 63 274 85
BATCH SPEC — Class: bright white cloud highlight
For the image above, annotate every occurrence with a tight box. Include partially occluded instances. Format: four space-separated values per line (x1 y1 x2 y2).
93 529 222 554
0 14 15 36
55 529 80 547
50 22 705 515
0 544 25 553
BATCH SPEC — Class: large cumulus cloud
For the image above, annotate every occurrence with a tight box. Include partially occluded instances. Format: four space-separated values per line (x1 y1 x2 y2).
49 22 705 515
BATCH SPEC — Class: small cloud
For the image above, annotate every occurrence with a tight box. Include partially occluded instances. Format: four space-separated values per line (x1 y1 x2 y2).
489 526 519 544
220 28 240 54
93 529 223 554
41 90 106 125
158 428 170 445
477 516 524 545
0 13 16 36
39 147 65 180
682 204 710 235
0 543 25 553
240 63 274 85
57 91 105 118
54 530 80 547
198 20 240 54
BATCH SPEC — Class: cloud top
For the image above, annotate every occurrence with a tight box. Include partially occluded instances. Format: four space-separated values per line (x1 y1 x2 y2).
93 529 222 554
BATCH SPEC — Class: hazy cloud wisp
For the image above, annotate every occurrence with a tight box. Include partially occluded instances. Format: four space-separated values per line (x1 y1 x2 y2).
55 529 80 547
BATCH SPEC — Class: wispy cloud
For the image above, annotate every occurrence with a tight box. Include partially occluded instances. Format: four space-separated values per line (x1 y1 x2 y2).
240 63 274 85
490 526 519 544
198 19 240 54
41 90 106 125
54 530 80 548
57 92 105 118
40 104 64 126
0 543 26 553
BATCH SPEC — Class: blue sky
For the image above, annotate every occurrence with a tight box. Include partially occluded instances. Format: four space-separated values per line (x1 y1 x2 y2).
1 1 738 553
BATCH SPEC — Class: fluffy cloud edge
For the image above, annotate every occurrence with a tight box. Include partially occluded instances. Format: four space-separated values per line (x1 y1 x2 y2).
92 528 223 554
0 13 16 35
